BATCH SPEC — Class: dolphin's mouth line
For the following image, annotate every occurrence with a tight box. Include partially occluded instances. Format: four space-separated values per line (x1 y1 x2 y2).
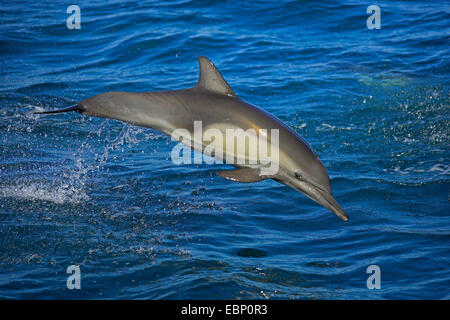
312 186 348 222
289 174 348 221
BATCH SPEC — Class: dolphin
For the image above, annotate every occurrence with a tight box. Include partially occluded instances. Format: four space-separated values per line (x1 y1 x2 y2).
35 56 348 221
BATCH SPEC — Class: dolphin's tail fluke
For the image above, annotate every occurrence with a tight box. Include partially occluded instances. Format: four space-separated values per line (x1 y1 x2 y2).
34 104 85 115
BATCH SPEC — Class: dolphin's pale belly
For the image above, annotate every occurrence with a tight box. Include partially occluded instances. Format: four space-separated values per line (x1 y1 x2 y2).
172 121 280 169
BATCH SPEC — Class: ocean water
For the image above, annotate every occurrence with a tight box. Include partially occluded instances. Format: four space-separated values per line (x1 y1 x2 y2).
0 0 449 299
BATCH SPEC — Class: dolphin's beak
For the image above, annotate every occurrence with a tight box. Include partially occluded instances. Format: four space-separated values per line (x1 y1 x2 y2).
287 176 349 221
34 104 85 115
313 188 348 221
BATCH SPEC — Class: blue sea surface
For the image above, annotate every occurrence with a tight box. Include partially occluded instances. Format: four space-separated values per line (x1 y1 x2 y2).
0 1 449 299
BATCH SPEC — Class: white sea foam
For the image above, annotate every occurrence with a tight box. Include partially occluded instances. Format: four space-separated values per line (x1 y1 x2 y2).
428 164 450 174
0 182 89 204
384 163 449 177
0 122 166 205
318 122 353 131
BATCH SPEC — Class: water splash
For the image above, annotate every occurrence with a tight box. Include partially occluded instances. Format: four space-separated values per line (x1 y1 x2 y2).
0 106 164 205
0 182 89 204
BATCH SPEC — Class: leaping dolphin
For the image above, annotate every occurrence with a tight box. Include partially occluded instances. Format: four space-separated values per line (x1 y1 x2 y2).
36 56 348 221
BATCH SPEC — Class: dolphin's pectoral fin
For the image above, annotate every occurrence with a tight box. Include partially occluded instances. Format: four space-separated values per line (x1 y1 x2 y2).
195 56 237 97
216 168 269 183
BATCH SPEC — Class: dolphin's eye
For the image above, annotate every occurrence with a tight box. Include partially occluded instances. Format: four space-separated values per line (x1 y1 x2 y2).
295 172 305 181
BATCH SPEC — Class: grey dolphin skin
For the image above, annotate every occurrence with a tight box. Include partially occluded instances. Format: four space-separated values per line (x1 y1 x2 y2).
36 56 348 221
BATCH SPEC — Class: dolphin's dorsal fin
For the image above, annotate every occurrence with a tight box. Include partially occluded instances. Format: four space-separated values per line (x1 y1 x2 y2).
195 56 236 97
